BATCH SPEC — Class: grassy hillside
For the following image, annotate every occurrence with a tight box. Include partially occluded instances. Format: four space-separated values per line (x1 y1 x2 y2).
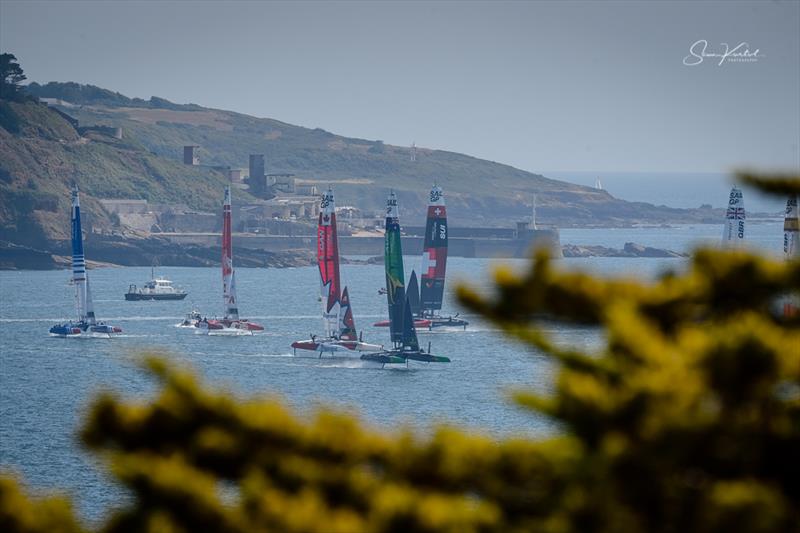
0 99 254 247
25 82 709 227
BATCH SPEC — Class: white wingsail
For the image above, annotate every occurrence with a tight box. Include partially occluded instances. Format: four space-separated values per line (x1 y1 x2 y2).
784 194 799 317
722 186 745 246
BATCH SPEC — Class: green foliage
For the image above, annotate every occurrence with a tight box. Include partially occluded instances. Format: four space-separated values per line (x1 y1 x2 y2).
0 100 21 133
1 177 799 532
26 82 205 111
0 53 27 101
0 477 84 533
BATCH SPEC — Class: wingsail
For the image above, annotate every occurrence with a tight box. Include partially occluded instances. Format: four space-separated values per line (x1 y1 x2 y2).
195 186 263 334
49 186 121 337
384 190 406 344
222 186 239 321
338 287 357 341
318 188 342 337
361 191 450 365
400 294 420 352
722 186 746 246
70 186 90 324
420 185 448 311
407 270 422 317
784 194 799 317
291 188 380 355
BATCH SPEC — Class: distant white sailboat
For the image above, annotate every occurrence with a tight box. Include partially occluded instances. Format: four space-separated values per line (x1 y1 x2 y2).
783 194 799 317
595 177 603 190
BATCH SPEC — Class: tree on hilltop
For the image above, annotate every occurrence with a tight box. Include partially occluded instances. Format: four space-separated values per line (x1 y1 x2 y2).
0 53 27 101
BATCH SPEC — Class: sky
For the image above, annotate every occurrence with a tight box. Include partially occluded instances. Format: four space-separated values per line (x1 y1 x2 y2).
1 0 799 176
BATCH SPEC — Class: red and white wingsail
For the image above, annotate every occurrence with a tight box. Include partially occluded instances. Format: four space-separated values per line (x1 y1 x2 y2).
420 185 448 312
291 188 381 355
318 187 341 337
222 186 239 321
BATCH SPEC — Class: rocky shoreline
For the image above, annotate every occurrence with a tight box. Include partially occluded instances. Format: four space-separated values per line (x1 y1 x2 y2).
0 236 318 270
2 238 686 270
562 242 687 258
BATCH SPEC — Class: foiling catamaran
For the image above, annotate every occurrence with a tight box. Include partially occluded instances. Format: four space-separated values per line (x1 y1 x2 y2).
374 185 468 330
49 186 122 338
722 186 746 246
194 186 264 335
292 188 381 356
361 192 450 365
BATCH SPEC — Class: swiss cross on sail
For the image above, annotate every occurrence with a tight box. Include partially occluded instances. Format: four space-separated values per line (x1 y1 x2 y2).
421 249 437 277
420 185 447 312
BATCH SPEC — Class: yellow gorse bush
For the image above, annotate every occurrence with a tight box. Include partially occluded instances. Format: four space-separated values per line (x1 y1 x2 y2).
1 174 799 533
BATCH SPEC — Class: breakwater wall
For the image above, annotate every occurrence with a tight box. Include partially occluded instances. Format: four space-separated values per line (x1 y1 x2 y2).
161 228 561 258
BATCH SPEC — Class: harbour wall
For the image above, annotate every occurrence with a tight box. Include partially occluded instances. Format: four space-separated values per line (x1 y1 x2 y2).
160 228 562 259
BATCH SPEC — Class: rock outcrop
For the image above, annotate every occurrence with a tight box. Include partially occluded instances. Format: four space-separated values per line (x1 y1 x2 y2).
562 242 687 258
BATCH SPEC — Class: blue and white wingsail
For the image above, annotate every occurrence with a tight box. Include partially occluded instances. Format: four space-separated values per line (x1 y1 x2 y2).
722 186 746 246
71 186 90 323
50 186 120 337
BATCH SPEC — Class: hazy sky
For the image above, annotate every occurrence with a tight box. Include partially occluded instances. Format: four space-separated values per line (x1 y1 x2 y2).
1 0 798 175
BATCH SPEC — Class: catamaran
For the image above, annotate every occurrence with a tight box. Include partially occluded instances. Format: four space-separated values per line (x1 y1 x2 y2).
361 192 450 365
783 194 799 317
195 186 264 335
722 186 745 246
373 185 467 330
49 186 122 338
292 188 381 356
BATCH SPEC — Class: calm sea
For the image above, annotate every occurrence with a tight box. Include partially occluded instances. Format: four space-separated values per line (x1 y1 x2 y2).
0 222 786 520
545 171 787 214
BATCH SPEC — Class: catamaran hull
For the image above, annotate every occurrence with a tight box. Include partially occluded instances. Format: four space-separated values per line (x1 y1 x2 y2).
221 320 264 331
292 339 384 356
90 325 122 334
196 325 253 336
424 317 469 330
360 350 450 364
372 317 467 330
373 318 432 328
49 321 121 337
49 325 83 337
359 352 407 365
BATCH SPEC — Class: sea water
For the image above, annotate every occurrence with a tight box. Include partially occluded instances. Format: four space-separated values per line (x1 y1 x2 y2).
0 222 785 520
